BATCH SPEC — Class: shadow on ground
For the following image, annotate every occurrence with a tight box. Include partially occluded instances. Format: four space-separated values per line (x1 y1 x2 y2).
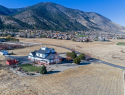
48 71 60 74
8 53 17 55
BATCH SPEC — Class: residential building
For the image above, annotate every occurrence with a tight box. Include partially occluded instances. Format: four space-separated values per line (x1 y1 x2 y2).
28 47 61 65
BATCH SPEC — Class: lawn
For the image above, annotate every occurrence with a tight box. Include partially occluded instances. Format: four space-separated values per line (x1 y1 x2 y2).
76 35 86 37
19 64 41 72
116 42 125 46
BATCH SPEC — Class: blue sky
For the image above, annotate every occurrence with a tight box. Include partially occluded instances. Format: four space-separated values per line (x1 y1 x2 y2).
0 0 125 26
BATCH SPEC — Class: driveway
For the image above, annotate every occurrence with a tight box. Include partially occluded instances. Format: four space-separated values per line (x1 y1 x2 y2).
5 55 32 64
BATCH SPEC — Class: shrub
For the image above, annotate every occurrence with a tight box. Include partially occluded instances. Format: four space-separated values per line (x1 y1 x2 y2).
66 52 72 57
78 53 85 60
40 65 47 74
7 35 11 39
66 51 77 59
71 51 77 59
6 37 19 42
73 57 80 65
72 38 75 41
33 62 38 64
85 38 89 42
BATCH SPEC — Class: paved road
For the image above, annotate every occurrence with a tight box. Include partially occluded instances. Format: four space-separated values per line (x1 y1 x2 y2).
44 44 125 70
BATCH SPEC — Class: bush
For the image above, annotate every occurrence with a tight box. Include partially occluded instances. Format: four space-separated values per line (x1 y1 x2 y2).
78 53 85 60
66 52 72 57
7 35 11 39
71 51 77 59
66 51 77 59
6 37 19 42
40 65 47 74
73 57 80 65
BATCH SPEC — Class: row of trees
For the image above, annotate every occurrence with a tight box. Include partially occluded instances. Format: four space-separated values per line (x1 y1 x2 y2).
66 51 86 64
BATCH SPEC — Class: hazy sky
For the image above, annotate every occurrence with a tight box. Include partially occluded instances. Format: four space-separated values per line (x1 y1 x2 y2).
0 0 125 26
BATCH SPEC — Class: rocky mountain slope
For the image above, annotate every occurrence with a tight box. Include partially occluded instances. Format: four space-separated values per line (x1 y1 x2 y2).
0 2 125 32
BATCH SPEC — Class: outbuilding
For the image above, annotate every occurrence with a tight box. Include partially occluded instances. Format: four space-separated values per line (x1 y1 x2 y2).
0 50 8 55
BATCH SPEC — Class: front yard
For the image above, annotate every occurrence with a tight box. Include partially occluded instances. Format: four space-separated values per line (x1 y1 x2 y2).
19 64 41 72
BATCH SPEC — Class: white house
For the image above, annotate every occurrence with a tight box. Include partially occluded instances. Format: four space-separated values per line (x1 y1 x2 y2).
0 50 8 55
28 47 61 65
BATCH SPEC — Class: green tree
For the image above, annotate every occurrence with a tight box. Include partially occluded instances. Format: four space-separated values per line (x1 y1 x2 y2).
78 53 85 60
40 65 47 74
66 52 72 57
71 51 77 59
73 57 81 65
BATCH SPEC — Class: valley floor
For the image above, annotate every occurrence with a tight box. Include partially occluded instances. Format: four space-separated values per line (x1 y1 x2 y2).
0 38 125 95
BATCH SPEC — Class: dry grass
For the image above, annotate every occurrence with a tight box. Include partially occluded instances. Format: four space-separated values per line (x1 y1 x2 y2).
7 45 71 56
0 38 125 95
0 54 123 95
17 38 125 67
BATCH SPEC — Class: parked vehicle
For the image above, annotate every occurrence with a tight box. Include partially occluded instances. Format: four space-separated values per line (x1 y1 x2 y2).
0 50 8 55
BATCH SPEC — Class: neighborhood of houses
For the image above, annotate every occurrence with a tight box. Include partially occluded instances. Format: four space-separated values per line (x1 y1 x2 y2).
1 29 125 76
1 29 125 42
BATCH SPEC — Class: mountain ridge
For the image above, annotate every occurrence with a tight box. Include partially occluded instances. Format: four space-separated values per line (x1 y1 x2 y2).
0 2 125 32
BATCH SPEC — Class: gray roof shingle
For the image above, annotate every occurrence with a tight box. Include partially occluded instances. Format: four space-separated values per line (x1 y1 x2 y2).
34 54 55 60
36 48 50 54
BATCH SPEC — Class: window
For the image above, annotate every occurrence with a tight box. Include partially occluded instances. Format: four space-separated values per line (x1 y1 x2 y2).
36 53 39 56
40 54 42 57
43 54 45 58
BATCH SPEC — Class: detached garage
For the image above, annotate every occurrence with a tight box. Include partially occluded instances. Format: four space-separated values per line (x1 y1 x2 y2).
0 50 8 55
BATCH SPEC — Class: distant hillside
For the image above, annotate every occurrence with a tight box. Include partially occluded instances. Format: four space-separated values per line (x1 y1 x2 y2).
0 5 16 15
0 15 33 30
0 2 125 32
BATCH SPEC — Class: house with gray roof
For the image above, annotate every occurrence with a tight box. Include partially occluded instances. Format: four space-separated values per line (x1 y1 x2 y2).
28 47 61 65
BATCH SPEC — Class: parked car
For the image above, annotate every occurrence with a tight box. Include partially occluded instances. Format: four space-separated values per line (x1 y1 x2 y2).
0 50 8 55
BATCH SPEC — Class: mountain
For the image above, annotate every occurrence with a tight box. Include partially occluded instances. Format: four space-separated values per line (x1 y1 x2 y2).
0 5 33 31
0 2 125 32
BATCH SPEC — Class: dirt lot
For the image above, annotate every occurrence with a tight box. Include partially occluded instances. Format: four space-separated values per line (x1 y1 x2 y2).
0 38 125 95
0 54 124 95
